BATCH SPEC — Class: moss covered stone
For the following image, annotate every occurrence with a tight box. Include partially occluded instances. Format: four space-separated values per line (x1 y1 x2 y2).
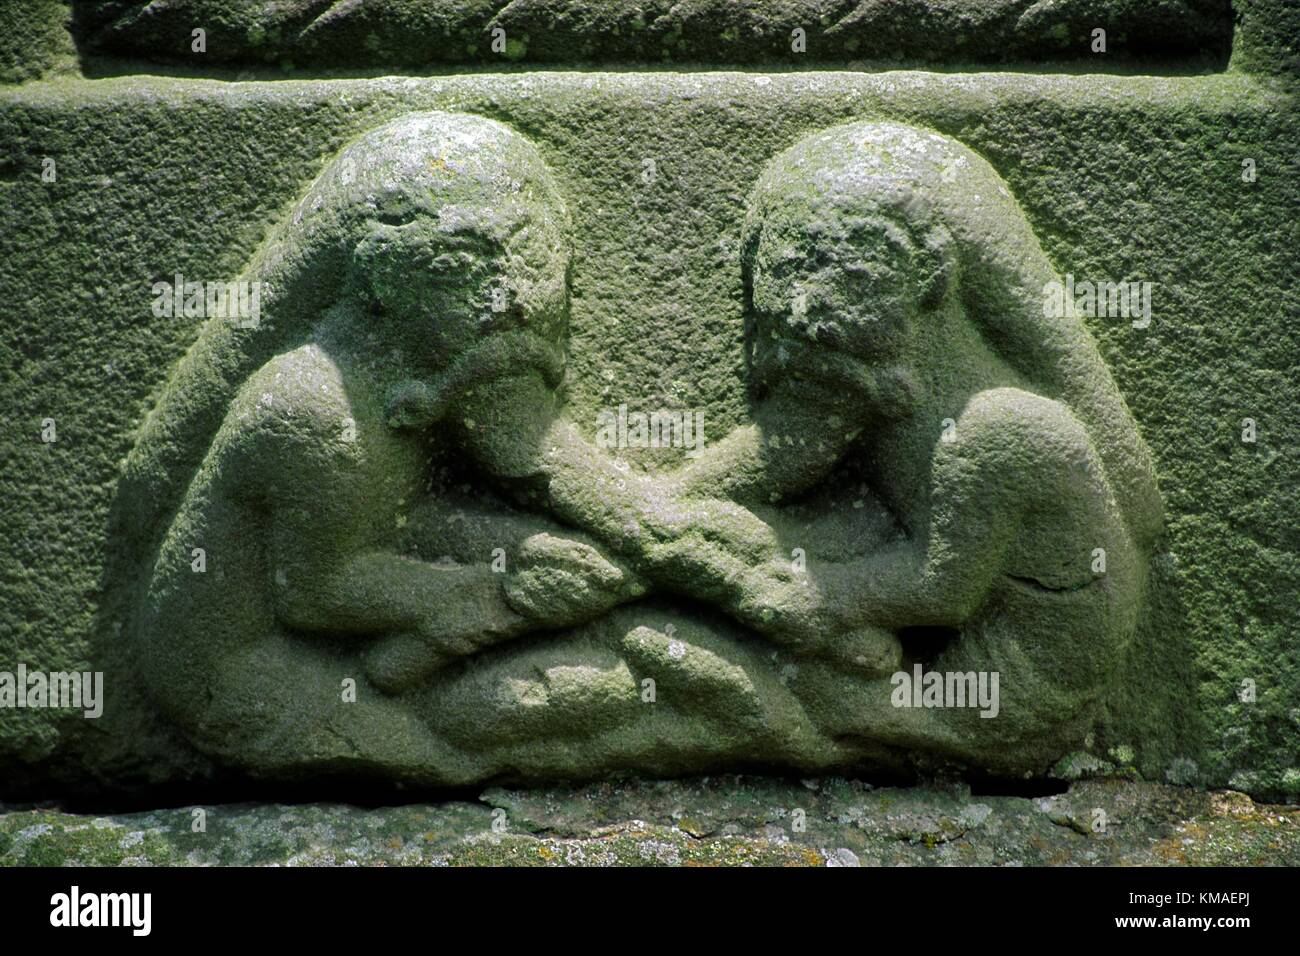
2 777 1296 866
69 1 1235 70
0 23 1295 804
0 0 76 85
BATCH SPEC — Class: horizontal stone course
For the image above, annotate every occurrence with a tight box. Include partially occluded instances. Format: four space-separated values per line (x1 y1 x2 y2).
73 0 1235 68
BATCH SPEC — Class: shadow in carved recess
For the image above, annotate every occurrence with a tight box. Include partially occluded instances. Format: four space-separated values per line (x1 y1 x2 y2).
112 112 1162 786
74 0 1234 71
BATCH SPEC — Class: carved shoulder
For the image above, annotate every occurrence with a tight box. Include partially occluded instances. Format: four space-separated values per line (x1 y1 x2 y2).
207 344 363 497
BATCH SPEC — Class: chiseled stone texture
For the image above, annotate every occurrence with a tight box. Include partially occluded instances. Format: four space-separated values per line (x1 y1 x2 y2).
73 0 1234 69
1231 0 1300 77
0 0 75 85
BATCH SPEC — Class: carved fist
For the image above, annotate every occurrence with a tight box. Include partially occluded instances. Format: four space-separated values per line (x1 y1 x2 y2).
824 626 904 676
504 533 647 627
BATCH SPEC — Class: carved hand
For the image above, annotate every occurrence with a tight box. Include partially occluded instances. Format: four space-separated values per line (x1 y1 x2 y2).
503 533 648 628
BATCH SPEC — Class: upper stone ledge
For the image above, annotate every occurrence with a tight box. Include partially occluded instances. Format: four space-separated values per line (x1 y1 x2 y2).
73 0 1235 70
0 68 1274 111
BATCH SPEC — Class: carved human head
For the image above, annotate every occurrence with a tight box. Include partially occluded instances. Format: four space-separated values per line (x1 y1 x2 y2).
742 122 958 409
304 112 572 387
